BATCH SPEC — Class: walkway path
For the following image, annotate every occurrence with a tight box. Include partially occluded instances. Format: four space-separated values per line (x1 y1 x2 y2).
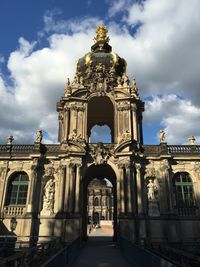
72 226 132 267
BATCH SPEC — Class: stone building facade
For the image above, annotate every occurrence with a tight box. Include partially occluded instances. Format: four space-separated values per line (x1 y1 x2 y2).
87 178 114 222
0 26 200 251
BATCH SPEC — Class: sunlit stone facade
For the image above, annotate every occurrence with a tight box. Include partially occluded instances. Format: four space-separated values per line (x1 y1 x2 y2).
0 26 200 254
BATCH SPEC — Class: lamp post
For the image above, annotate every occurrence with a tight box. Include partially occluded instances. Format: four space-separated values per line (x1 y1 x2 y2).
10 217 17 232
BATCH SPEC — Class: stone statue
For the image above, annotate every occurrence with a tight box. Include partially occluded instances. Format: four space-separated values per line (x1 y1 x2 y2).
159 130 166 143
7 135 14 145
147 178 160 216
188 135 196 145
36 130 43 143
65 78 71 96
117 76 123 87
122 73 129 87
147 179 157 200
130 79 138 96
42 178 55 215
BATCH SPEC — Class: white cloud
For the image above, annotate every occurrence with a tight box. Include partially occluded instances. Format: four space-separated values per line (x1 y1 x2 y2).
145 95 200 144
0 1 200 145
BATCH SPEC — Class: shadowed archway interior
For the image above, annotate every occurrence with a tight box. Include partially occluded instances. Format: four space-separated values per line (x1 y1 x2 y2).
81 164 117 241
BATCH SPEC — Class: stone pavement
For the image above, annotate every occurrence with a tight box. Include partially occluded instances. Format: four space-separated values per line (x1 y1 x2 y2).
72 226 132 267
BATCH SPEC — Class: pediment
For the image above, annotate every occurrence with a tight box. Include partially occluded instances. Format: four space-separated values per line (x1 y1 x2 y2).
60 141 86 154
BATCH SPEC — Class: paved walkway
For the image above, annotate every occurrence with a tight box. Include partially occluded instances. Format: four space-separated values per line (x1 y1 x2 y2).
72 226 132 267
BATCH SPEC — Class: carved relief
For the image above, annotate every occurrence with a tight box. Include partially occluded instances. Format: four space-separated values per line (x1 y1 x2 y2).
117 101 130 111
145 160 156 179
120 130 131 143
69 129 85 144
90 143 111 165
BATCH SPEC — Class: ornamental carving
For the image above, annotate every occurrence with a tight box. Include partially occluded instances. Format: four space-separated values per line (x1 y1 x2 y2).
70 102 85 111
159 159 169 176
90 143 111 165
117 101 130 111
0 167 7 180
69 129 86 144
44 166 55 177
145 160 156 178
119 130 131 143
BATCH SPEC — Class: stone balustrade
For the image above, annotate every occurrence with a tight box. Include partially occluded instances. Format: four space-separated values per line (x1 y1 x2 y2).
4 206 26 216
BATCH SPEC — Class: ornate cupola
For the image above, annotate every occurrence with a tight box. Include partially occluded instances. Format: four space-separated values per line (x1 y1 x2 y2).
75 25 127 92
57 25 144 146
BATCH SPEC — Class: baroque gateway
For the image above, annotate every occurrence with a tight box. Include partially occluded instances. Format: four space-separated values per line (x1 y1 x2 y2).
0 26 200 262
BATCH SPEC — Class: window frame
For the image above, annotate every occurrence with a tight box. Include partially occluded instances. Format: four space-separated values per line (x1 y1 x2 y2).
6 172 29 206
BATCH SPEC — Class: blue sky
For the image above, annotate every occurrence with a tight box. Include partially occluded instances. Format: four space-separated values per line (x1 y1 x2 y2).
0 0 200 145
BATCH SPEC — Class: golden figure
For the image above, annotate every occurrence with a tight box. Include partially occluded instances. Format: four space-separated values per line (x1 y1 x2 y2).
94 25 110 43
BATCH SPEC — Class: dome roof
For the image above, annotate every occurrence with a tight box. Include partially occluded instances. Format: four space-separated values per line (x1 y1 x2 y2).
74 26 127 91
88 178 107 187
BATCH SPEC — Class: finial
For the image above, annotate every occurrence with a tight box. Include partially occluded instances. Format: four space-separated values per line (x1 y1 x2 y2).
36 130 43 143
188 135 196 145
65 78 71 96
94 25 110 43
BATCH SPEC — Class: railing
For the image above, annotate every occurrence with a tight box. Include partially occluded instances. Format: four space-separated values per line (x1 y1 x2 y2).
0 237 62 267
175 206 197 216
4 206 26 216
45 144 61 152
0 144 34 153
168 145 200 153
119 237 177 267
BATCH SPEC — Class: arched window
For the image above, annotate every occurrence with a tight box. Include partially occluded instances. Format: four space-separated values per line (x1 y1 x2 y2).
94 197 99 206
173 172 196 215
6 172 29 206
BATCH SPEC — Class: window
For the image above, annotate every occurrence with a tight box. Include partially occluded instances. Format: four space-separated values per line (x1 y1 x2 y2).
173 172 196 215
6 172 29 206
94 197 99 206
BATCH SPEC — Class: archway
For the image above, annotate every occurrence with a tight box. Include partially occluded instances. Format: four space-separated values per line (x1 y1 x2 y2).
81 164 117 241
87 96 114 143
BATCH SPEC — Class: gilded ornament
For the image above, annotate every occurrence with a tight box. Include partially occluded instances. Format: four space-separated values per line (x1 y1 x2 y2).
93 25 110 43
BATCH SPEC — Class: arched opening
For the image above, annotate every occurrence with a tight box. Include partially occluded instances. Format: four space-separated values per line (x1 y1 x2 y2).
173 172 196 216
82 164 117 241
90 124 112 143
5 172 29 206
87 96 114 143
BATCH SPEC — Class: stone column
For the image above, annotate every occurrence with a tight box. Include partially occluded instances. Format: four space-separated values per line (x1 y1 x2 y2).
58 112 64 142
132 106 138 142
64 164 70 212
64 107 69 141
135 163 143 214
75 164 81 213
27 164 38 213
119 166 125 214
0 164 9 213
138 114 143 145
126 162 132 213
57 166 65 213
68 163 75 213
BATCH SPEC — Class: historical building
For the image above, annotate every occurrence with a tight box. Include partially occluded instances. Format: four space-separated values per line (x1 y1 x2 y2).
87 178 114 222
0 25 200 260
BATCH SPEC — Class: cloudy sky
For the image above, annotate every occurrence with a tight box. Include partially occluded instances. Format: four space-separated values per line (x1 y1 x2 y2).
0 0 200 145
